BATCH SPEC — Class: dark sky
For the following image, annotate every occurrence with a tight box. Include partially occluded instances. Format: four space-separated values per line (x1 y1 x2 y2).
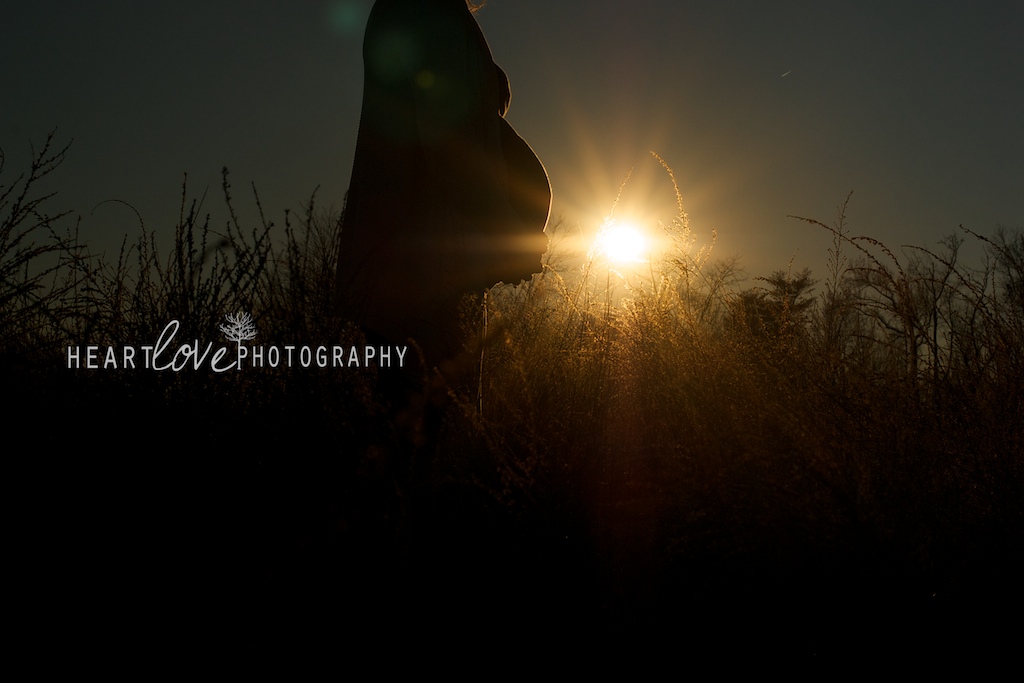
4 0 1021 278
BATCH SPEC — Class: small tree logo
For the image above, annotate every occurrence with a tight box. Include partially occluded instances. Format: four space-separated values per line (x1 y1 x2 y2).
220 311 257 344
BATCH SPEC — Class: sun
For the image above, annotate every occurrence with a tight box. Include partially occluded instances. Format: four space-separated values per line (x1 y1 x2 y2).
594 219 649 264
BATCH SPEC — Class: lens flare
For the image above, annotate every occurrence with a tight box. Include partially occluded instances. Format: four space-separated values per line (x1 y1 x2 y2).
594 219 649 264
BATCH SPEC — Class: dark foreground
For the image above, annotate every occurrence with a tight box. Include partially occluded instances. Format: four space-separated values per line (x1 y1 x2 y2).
10 353 1022 664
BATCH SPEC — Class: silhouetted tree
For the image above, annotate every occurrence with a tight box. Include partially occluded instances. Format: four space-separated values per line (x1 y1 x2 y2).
993 227 1024 314
734 268 816 341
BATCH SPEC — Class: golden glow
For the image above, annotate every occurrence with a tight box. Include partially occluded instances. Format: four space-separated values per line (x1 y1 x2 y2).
594 219 649 264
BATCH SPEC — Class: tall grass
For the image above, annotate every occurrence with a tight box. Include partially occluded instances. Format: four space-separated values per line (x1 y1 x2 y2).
0 132 83 354
5 134 1022 632
458 165 1023 619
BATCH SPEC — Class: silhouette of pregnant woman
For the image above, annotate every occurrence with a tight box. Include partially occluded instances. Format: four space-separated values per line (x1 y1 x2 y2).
336 0 550 362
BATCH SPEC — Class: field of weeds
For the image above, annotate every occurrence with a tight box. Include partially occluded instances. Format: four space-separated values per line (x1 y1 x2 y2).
5 135 1022 652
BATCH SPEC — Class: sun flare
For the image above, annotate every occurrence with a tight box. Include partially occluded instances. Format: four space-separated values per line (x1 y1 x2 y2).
594 219 649 264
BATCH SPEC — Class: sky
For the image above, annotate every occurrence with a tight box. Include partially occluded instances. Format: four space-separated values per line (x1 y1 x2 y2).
3 0 1021 281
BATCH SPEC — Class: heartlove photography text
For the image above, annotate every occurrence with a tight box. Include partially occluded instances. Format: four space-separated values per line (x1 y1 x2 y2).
65 314 408 372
